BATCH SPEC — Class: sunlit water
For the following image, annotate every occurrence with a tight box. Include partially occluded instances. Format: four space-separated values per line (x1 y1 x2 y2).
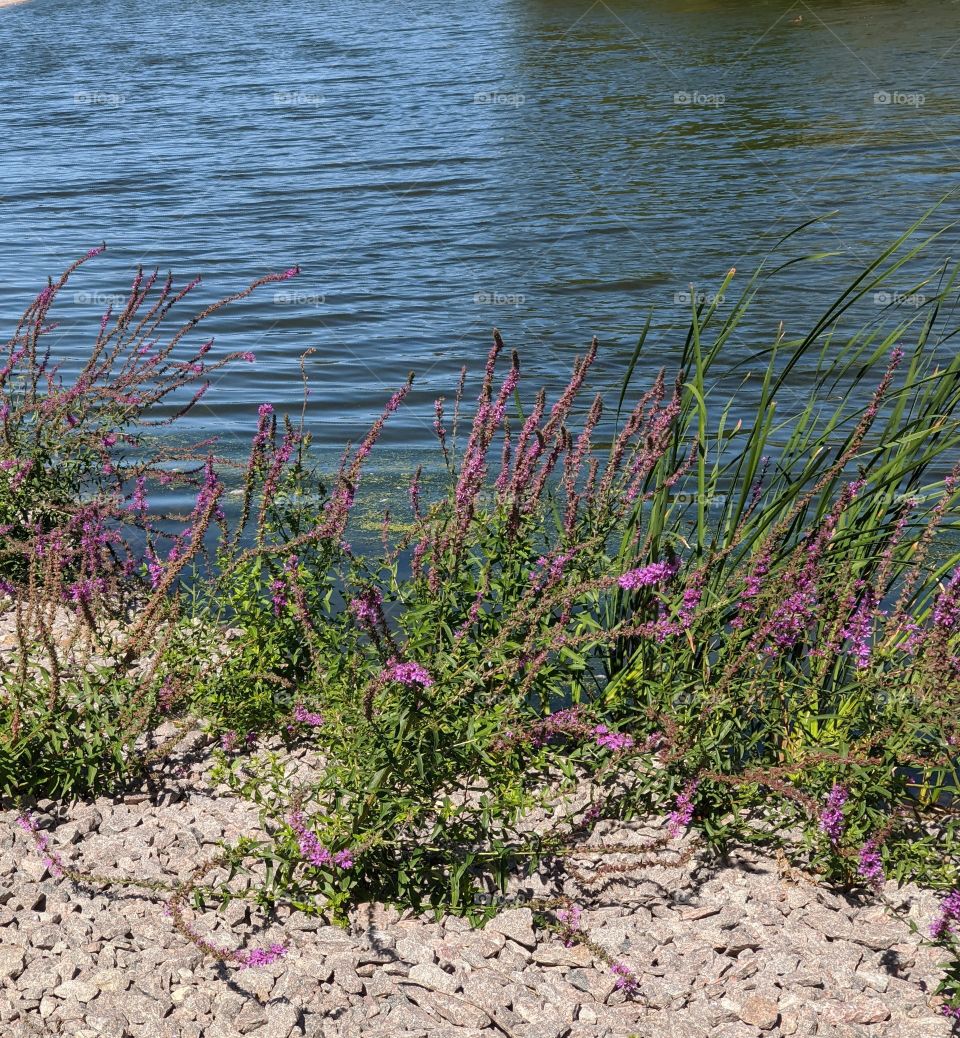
1 0 959 489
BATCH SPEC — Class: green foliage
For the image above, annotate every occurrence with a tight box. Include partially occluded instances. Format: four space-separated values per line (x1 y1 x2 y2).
6 226 960 1014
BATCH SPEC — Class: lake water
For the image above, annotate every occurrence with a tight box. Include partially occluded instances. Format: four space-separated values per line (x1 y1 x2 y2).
1 0 959 479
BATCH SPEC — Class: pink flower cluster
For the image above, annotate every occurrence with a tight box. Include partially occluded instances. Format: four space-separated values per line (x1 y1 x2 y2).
930 890 960 940
617 558 679 592
293 705 324 727
220 730 255 753
288 811 354 870
237 943 288 969
556 903 582 947
818 785 848 846
381 658 433 688
15 813 66 878
593 725 635 752
610 960 639 995
857 838 884 889
350 587 384 628
667 778 700 838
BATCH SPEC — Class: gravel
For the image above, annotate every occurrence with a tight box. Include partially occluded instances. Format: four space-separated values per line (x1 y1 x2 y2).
0 731 955 1038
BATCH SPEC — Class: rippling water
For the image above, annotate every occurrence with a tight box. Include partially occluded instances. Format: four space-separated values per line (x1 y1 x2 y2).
1 0 959 472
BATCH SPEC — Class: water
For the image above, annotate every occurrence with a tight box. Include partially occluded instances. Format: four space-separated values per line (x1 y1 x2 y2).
1 0 959 475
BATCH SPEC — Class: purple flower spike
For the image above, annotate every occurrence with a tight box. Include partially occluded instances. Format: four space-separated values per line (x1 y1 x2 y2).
857 839 884 889
593 725 635 752
610 961 639 996
238 943 287 969
382 658 434 688
930 890 960 940
618 558 680 592
288 811 354 872
667 778 700 838
818 785 848 846
293 705 324 727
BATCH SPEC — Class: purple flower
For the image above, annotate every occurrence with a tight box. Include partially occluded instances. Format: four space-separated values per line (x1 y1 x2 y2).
270 578 288 615
857 839 884 889
556 903 582 946
288 811 353 872
293 705 324 727
593 725 635 752
127 475 148 515
67 577 106 605
238 943 287 969
241 352 256 363
933 568 960 632
15 813 65 878
842 590 877 669
381 658 433 688
610 961 639 996
819 785 848 846
930 890 960 940
350 588 383 628
618 558 679 592
667 778 699 838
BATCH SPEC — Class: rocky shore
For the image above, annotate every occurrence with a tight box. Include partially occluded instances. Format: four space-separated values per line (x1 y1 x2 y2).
0 731 954 1038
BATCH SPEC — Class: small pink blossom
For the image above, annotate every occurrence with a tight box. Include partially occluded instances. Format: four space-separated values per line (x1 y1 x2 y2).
593 725 635 752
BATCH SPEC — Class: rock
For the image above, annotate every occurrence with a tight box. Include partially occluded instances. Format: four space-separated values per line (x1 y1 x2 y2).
0 946 25 980
52 979 99 1003
678 904 722 921
824 999 892 1025
406 962 460 995
801 910 852 941
497 941 532 971
263 1001 304 1037
852 920 903 951
415 990 491 1029
396 937 437 965
234 1000 269 1033
568 968 618 1001
333 964 364 995
738 995 779 1030
461 972 514 1013
532 942 593 967
486 908 537 949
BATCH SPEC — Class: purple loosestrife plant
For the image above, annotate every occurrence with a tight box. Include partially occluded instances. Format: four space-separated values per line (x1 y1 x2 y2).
857 839 885 890
819 785 848 846
931 892 960 941
667 779 700 839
